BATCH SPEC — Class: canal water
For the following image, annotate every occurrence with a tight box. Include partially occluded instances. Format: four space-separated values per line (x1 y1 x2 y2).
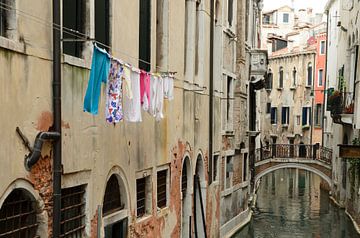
233 169 360 238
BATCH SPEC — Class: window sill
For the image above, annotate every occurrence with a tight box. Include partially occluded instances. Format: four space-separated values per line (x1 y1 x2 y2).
136 214 153 223
290 86 296 90
282 124 289 128
277 87 283 90
266 88 272 92
0 36 25 54
222 187 233 197
305 85 312 89
302 125 310 130
157 207 169 217
63 54 91 69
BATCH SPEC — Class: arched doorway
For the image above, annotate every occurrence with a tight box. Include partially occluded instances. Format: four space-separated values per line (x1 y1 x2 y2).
103 174 129 238
0 189 39 237
194 154 206 237
181 156 192 238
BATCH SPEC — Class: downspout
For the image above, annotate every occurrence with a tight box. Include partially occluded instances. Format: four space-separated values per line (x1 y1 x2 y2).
52 0 62 237
322 12 329 147
209 0 214 186
24 131 60 170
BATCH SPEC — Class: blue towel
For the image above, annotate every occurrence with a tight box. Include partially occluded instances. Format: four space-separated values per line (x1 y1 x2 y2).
83 45 111 115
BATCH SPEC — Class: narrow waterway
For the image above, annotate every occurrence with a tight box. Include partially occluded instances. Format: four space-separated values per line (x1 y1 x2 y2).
233 169 360 238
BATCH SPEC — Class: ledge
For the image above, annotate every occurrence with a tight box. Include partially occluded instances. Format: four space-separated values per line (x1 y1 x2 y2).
63 54 91 69
0 36 25 54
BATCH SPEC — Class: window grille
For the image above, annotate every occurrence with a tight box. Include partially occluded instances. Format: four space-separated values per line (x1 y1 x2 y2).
0 189 39 238
60 185 86 238
181 162 188 195
136 178 146 217
103 175 123 216
157 170 167 209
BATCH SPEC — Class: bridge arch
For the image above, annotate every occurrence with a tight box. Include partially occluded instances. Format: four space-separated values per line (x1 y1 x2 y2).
255 163 332 189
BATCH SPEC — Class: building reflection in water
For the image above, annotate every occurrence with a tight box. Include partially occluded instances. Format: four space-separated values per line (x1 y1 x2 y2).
234 169 360 238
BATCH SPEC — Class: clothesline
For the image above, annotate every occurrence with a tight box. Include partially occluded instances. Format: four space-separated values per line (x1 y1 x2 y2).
83 44 175 124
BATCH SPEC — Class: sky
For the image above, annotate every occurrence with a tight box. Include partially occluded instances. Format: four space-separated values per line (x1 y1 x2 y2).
263 0 328 13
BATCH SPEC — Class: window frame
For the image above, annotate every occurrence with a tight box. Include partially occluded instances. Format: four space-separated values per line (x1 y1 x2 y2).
136 175 152 218
279 67 284 89
283 13 289 23
271 107 277 125
302 107 312 126
95 0 111 50
281 107 290 125
156 167 169 210
224 156 234 189
139 0 152 71
320 40 326 55
307 62 313 87
318 69 324 87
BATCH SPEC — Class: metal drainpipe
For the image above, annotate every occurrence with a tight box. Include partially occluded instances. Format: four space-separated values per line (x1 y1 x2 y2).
52 0 62 237
322 12 329 147
209 0 214 185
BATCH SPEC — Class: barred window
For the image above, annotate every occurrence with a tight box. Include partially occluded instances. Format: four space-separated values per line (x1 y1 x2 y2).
157 170 168 209
103 175 123 216
136 176 151 218
61 185 86 238
0 189 39 238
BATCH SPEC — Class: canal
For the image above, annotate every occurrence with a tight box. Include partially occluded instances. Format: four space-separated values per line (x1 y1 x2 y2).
234 169 360 238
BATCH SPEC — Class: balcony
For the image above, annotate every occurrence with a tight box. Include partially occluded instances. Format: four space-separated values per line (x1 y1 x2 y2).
327 91 354 125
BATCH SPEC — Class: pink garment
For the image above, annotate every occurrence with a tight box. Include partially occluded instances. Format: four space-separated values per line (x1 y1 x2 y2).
140 71 151 111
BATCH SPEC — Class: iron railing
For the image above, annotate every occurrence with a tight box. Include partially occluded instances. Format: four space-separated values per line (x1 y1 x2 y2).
256 144 332 165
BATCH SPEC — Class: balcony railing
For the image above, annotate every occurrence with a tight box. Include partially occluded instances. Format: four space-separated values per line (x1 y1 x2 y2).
327 91 354 115
256 144 332 165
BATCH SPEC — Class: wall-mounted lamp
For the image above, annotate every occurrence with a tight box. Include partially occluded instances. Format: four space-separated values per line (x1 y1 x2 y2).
337 21 348 32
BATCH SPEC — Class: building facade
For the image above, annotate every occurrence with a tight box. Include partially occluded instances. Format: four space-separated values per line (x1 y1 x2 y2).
0 0 266 237
325 0 360 230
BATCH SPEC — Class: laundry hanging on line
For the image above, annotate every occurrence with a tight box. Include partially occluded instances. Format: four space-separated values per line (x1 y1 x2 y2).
83 44 175 123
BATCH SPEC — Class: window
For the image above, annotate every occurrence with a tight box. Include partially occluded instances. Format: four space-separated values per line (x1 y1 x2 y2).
0 0 7 37
302 107 311 126
0 189 38 238
320 40 326 54
271 107 277 124
63 0 85 57
283 13 289 23
136 176 151 217
266 70 273 89
243 153 248 182
139 0 151 71
225 76 234 130
61 185 86 237
225 156 233 189
103 175 123 216
281 107 290 125
0 0 15 38
292 67 297 86
315 104 322 126
212 155 219 182
263 15 270 24
279 67 284 88
318 69 324 86
307 63 313 86
266 103 271 113
228 0 234 27
157 169 168 209
95 0 110 49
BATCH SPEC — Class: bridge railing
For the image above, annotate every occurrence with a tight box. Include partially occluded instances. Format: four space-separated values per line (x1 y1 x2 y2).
256 144 332 165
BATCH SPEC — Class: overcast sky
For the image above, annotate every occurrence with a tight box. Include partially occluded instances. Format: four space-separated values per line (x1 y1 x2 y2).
263 0 328 13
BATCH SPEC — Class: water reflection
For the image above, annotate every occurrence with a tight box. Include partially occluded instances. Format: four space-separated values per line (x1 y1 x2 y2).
234 169 360 238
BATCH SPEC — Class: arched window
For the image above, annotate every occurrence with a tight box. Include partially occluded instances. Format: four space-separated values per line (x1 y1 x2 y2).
0 189 38 237
307 63 312 86
103 174 123 216
292 67 297 86
279 66 284 88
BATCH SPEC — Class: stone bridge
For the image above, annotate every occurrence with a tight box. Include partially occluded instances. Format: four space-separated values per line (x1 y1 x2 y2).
254 144 333 189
